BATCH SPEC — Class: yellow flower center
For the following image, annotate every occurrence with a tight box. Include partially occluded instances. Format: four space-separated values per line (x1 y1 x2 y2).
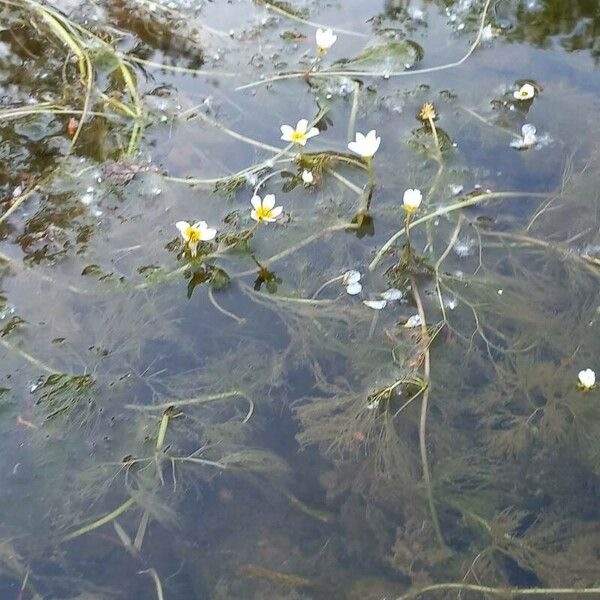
255 206 274 221
187 227 202 243
290 131 307 144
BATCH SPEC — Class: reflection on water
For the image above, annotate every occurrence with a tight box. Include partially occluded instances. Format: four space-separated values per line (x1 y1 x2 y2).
1 0 600 598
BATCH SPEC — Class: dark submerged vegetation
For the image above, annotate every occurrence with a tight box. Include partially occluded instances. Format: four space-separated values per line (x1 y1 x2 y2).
1 0 600 598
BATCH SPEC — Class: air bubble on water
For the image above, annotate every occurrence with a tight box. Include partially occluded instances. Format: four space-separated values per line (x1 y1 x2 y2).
80 187 95 206
0 303 16 321
444 297 459 310
454 236 476 258
408 7 425 21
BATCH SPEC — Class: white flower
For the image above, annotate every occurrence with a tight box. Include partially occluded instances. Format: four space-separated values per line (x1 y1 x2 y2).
514 83 535 100
316 28 337 52
578 368 596 391
342 270 362 295
363 299 387 310
348 130 381 158
404 314 422 328
176 220 217 256
403 189 423 213
301 169 314 185
250 194 283 223
481 24 494 43
381 288 403 301
510 124 538 149
280 119 320 146
366 399 380 410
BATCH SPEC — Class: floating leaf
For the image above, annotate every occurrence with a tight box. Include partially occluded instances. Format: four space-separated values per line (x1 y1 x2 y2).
333 40 423 74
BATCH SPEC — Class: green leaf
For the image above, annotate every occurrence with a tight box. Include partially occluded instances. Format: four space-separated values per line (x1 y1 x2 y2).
333 40 423 73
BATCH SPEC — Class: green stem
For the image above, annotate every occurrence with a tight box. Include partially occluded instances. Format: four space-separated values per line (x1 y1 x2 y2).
62 497 136 542
367 157 375 189
396 583 600 600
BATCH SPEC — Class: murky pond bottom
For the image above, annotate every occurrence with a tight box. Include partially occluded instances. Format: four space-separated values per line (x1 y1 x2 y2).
1 0 600 598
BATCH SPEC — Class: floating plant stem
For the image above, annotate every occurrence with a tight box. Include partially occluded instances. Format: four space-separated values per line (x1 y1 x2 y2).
61 497 137 542
140 569 165 600
207 287 246 325
125 391 254 423
347 81 360 143
312 274 345 298
0 339 56 374
395 583 600 600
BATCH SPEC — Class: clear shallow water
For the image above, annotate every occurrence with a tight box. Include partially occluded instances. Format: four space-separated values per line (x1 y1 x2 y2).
1 1 600 598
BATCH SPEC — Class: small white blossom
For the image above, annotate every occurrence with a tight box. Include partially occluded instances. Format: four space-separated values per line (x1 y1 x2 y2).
481 24 495 43
301 169 314 185
514 83 535 100
578 369 596 391
403 189 423 213
280 119 320 146
250 194 283 223
176 220 217 256
348 130 381 158
316 28 337 52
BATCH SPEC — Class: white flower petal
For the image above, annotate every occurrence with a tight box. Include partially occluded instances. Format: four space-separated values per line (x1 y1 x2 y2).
251 195 262 210
363 299 387 310
201 227 217 241
192 220 208 230
578 368 595 389
176 221 191 239
270 205 283 219
302 170 314 184
404 314 423 328
263 194 276 210
296 119 308 134
403 188 423 210
305 127 320 139
381 288 403 301
347 141 361 155
251 209 259 222
346 282 362 295
522 124 537 137
343 270 361 285
280 124 295 141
